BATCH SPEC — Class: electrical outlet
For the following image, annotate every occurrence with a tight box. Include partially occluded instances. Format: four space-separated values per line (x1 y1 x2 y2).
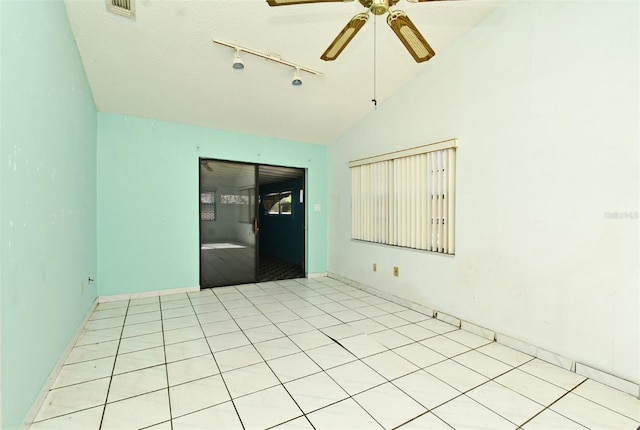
393 266 399 277
373 263 377 272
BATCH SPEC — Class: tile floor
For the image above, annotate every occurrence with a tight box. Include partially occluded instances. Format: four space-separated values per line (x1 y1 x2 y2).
200 245 256 287
30 277 640 429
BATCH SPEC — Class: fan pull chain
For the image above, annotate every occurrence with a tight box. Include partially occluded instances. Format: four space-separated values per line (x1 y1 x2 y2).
372 14 377 109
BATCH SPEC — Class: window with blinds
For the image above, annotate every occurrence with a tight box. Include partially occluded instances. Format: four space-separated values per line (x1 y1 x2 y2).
349 139 457 254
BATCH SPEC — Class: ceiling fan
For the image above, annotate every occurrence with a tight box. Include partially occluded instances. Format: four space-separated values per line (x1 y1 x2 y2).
201 160 213 172
266 0 442 63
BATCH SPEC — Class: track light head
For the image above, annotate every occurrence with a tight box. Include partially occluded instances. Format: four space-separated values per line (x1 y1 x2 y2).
292 67 302 86
232 48 244 70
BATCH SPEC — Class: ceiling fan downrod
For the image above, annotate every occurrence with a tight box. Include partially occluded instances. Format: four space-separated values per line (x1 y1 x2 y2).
360 0 400 15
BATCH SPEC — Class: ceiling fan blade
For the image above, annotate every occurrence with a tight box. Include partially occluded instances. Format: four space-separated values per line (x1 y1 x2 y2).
201 161 213 172
266 0 353 6
321 12 369 61
387 10 435 62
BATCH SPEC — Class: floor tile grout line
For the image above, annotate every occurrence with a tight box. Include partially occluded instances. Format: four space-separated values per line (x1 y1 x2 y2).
97 298 132 430
39 373 115 394
327 317 542 428
56 344 121 367
139 419 172 429
30 404 108 427
428 406 465 430
224 282 440 381
330 338 460 425
228 284 331 380
321 377 392 429
268 376 312 428
488 367 575 412
66 283 481 425
186 291 247 430
508 355 584 391
92 298 520 428
561 377 640 424
279 282 408 427
89 310 129 321
471 344 536 369
516 378 590 429
265 414 316 430
159 297 175 430
436 392 525 429
390 409 455 430
414 346 583 429
244 279 614 429
413 354 532 421
567 391 640 424
221 281 390 428
50 279 638 430
168 401 236 423
257 336 386 426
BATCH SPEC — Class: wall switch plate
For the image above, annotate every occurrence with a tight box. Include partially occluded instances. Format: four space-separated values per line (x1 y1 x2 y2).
393 266 399 277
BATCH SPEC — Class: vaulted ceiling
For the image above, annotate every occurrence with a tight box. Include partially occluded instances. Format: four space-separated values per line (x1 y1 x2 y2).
65 0 500 145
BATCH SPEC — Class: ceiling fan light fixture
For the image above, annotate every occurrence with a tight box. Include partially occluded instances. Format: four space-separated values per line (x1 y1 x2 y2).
370 0 388 15
292 67 303 86
232 48 244 69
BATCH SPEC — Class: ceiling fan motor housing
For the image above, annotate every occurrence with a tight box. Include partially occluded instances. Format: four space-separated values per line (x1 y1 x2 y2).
359 0 400 15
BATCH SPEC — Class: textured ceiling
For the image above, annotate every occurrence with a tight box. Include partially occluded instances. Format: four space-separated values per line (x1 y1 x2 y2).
65 0 500 145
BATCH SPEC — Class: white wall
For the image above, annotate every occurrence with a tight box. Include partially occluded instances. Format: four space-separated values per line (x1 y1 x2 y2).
201 185 242 243
236 223 255 246
328 0 639 384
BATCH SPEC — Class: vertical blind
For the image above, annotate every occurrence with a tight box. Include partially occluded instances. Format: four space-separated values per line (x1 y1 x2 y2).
349 139 457 254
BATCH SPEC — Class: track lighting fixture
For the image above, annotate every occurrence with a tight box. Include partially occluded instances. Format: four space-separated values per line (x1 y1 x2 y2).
213 39 322 85
292 68 302 86
232 48 244 70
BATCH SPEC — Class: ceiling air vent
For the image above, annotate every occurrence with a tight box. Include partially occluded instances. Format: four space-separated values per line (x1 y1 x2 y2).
106 0 135 19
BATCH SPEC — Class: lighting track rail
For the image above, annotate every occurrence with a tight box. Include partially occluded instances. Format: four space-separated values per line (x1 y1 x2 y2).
213 39 323 86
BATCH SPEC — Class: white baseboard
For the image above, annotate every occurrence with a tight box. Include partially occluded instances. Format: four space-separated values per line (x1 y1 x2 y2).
21 298 99 429
326 272 640 399
536 347 575 372
461 320 496 341
576 362 640 397
98 285 200 303
306 272 328 279
434 311 461 328
496 333 538 357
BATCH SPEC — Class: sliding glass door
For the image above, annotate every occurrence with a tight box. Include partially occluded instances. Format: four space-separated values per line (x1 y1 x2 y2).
199 158 306 288
199 159 257 288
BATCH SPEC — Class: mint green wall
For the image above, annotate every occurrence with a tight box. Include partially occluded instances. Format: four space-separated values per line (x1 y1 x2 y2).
0 1 98 428
97 113 327 296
